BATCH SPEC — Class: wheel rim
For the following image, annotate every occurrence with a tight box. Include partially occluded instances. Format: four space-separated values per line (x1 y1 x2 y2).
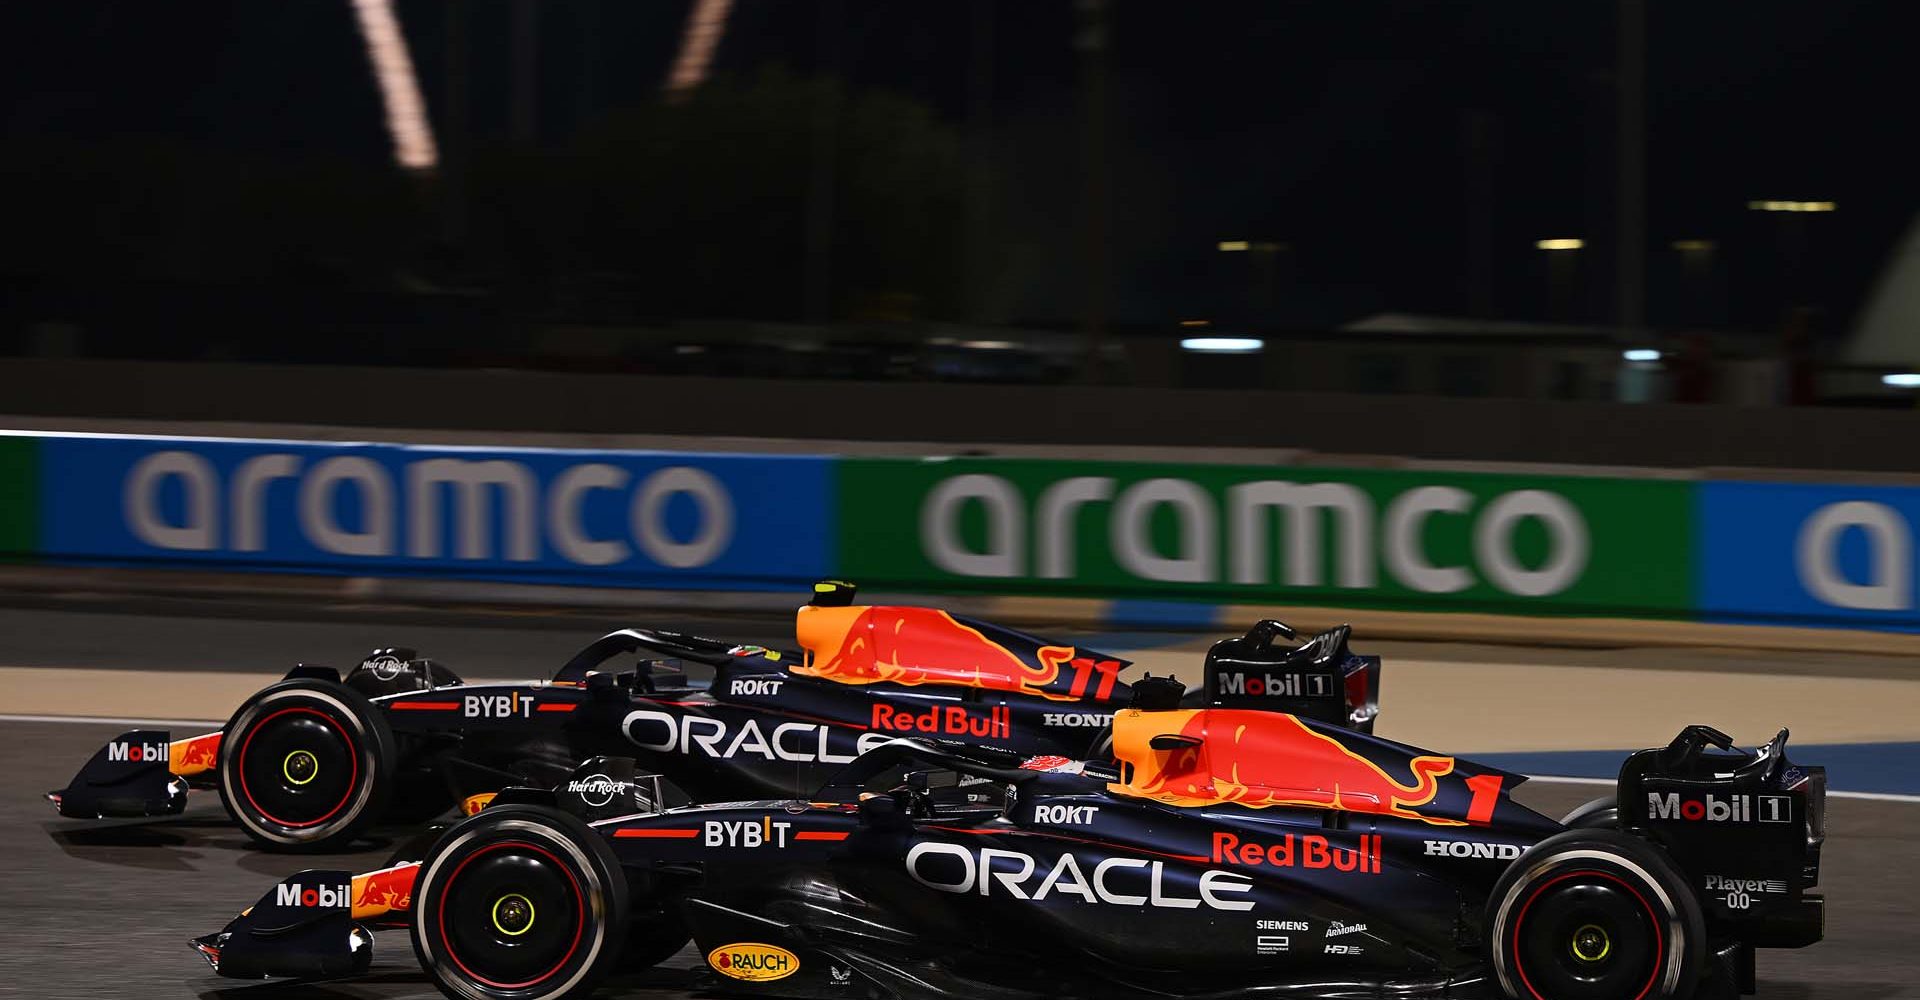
1512 871 1662 1000
236 707 359 829
439 841 586 990
492 894 536 937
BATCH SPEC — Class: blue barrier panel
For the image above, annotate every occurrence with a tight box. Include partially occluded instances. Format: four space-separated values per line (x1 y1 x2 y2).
1699 480 1920 629
38 435 832 590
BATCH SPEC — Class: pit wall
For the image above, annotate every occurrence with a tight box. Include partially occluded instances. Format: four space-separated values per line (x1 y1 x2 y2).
0 431 1912 631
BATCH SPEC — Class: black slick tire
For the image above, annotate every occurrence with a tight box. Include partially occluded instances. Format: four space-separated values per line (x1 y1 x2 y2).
216 679 396 851
411 805 630 1000
1486 828 1704 1000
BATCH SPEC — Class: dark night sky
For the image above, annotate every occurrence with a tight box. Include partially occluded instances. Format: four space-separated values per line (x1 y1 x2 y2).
2 0 1914 333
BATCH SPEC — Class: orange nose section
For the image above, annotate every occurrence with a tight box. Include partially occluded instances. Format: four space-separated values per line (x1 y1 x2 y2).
795 605 1070 697
1110 708 1457 823
169 732 223 776
351 862 419 920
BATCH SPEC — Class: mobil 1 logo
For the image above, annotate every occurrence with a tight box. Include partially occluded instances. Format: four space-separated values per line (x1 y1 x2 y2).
1646 792 1792 825
1219 671 1332 699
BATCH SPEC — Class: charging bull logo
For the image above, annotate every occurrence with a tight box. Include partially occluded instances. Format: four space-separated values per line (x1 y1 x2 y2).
351 864 418 919
794 605 1080 701
1109 708 1462 826
169 733 223 776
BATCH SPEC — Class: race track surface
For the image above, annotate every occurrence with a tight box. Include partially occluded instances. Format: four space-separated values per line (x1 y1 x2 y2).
1 606 1916 1000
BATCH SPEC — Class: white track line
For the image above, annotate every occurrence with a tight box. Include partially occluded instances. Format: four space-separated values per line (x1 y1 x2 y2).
0 712 223 728
1529 774 1920 803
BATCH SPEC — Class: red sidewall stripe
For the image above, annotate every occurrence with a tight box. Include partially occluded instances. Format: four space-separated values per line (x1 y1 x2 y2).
1512 868 1664 1000
438 840 587 991
237 706 360 830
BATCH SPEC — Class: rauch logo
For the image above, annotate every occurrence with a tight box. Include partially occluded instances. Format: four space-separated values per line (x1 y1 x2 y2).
708 943 799 982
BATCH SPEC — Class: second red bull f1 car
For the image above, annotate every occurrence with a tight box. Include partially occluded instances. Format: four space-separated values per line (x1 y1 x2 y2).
194 678 1825 1000
49 582 1381 850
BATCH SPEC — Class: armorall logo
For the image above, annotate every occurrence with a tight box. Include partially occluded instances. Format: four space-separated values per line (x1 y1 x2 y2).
276 882 351 908
107 740 168 764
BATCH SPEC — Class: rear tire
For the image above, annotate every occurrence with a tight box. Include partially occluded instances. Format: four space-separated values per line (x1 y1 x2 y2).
412 805 629 1000
1486 828 1704 1000
1560 795 1621 830
216 679 396 851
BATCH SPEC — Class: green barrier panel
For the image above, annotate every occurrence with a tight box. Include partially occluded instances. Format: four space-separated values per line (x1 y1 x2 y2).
0 436 35 560
837 458 1692 617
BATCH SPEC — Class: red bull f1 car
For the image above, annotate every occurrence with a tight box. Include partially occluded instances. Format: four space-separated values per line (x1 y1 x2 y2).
49 582 1381 850
193 679 1825 1000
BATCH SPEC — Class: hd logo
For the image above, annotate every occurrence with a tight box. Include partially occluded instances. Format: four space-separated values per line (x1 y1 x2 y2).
275 882 351 908
107 740 169 764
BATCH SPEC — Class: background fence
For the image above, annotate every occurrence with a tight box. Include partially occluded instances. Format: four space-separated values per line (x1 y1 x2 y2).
2 430 1915 631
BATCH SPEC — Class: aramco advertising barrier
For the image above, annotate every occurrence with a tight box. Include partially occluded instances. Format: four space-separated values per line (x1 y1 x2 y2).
835 458 1693 618
0 435 33 562
22 433 833 591
0 433 1917 630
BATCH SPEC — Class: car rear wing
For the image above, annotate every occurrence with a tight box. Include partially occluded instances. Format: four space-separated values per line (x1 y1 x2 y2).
1199 619 1380 733
1617 725 1825 949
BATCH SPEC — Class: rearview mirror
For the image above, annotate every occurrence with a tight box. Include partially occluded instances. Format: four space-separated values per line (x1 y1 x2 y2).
1150 734 1202 751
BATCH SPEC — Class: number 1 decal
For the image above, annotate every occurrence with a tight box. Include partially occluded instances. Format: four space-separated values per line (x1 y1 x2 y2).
1465 773 1504 825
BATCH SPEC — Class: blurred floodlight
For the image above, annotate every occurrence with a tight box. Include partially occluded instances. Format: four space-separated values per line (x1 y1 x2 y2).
665 0 735 99
1217 240 1251 252
1622 348 1662 362
1671 239 1716 251
961 340 1017 350
1179 319 1211 328
348 0 438 171
1747 200 1836 213
1882 373 1920 388
1535 238 1584 251
1181 337 1264 354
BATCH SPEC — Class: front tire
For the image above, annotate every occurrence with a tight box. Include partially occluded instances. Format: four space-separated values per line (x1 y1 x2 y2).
412 805 629 1000
1486 828 1704 1000
216 679 396 851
